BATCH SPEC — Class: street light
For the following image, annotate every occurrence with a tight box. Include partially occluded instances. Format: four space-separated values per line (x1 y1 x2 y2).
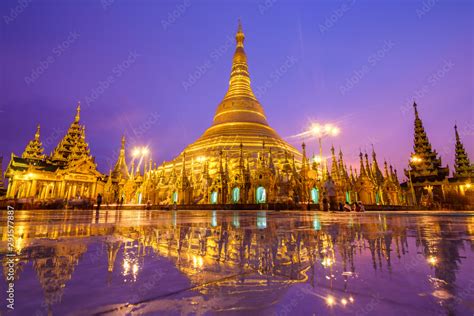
131 146 150 175
310 123 340 179
408 155 423 206
132 147 141 158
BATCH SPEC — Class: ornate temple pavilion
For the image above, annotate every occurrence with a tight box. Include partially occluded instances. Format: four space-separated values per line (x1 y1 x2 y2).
4 104 104 201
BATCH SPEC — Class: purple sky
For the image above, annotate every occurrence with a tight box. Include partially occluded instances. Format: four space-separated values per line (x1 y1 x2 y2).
1 0 472 179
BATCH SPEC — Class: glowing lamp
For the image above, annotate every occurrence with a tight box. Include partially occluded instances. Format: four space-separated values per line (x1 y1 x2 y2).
132 147 141 157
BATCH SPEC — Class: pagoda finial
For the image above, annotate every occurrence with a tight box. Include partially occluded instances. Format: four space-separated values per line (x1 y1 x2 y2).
359 151 366 176
220 21 256 102
121 135 126 149
75 101 81 122
413 101 418 115
301 142 308 166
236 19 244 48
35 124 41 141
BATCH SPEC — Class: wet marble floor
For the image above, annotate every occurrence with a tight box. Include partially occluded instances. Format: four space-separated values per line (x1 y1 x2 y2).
1 209 474 315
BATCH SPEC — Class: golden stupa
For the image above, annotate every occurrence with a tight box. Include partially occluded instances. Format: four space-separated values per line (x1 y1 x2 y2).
179 21 301 160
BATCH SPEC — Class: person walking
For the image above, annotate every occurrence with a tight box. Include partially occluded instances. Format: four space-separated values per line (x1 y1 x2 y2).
96 193 102 212
324 176 337 211
322 194 329 212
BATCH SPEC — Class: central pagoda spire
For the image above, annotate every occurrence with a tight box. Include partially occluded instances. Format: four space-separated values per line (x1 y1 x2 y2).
181 22 301 159
222 20 256 102
212 21 269 126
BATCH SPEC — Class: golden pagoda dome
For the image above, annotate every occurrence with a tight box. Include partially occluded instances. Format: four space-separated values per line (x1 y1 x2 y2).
181 21 301 160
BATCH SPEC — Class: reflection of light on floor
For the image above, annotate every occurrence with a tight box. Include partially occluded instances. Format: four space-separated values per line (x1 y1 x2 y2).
257 211 267 229
427 256 438 266
321 257 334 267
123 260 130 273
313 215 321 230
325 295 335 306
325 294 354 307
212 211 217 227
233 212 240 228
192 255 204 269
122 242 140 282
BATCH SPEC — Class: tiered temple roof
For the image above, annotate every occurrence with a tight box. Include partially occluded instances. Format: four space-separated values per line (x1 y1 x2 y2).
50 102 92 164
111 135 130 181
405 102 449 182
21 124 45 160
453 124 474 179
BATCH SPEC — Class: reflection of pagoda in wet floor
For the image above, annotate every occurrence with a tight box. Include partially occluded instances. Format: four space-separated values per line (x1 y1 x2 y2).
3 210 473 315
